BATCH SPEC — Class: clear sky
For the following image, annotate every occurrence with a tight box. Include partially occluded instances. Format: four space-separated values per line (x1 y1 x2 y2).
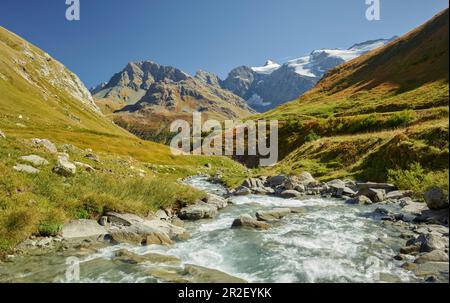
0 0 448 88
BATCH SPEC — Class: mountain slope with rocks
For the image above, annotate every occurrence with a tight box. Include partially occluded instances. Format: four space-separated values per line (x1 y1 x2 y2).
222 38 396 112
257 9 448 193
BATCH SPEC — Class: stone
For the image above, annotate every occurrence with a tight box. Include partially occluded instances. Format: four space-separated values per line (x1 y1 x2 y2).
267 175 287 187
0 129 5 139
417 233 449 253
357 188 386 203
183 264 247 283
204 163 212 169
412 262 449 278
415 250 449 264
280 190 302 199
203 193 228 209
234 186 251 196
400 245 421 255
61 220 108 241
415 209 449 226
99 216 108 226
399 197 413 207
290 207 306 214
53 155 76 176
20 155 49 166
356 182 396 192
231 214 270 230
402 202 428 215
298 172 316 185
386 191 407 200
256 208 291 221
171 217 185 227
155 209 169 220
346 195 372 205
13 164 39 174
85 153 100 162
424 188 449 210
178 202 218 220
74 162 95 172
114 249 181 265
31 138 57 153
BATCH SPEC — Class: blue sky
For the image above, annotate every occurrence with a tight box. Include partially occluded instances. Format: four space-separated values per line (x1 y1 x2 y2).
0 0 448 88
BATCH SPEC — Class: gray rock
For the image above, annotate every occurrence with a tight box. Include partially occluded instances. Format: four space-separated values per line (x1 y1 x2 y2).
357 188 386 203
415 209 449 225
53 155 76 176
85 153 100 162
114 249 181 265
346 195 372 205
386 191 407 200
20 155 49 166
280 190 302 199
31 138 58 153
61 219 108 241
183 264 247 283
267 175 287 187
203 193 228 209
155 209 170 220
424 188 449 210
0 129 6 139
256 208 291 222
179 202 218 220
234 186 251 196
13 164 39 174
356 182 396 192
413 262 449 278
402 201 428 215
415 250 449 264
298 172 316 185
232 214 270 230
417 233 449 253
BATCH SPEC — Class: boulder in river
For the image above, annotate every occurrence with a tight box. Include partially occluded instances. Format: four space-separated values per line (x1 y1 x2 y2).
179 202 218 220
61 219 108 241
203 193 228 209
415 250 449 264
346 195 372 205
297 172 316 185
256 208 291 222
357 188 386 203
424 188 449 210
280 190 302 199
232 214 270 230
267 175 287 187
356 182 396 192
234 186 252 196
183 264 247 283
417 233 449 253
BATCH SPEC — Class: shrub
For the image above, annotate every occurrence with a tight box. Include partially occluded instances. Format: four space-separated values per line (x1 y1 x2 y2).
305 131 321 142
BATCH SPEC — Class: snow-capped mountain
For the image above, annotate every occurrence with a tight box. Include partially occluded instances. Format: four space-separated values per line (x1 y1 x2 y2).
223 37 397 112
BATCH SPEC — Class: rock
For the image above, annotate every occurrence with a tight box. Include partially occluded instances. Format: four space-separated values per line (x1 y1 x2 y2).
280 190 302 199
0 129 5 139
145 232 174 246
155 209 169 221
267 175 287 187
356 182 396 192
74 162 94 172
61 220 108 241
290 207 306 214
178 202 218 220
400 245 421 255
31 138 57 153
412 262 449 278
402 201 427 215
13 164 39 174
114 249 181 265
234 186 251 196
85 153 100 162
298 172 316 185
171 217 185 227
242 178 264 189
99 216 108 226
346 195 372 205
20 155 49 166
399 197 413 207
415 250 449 264
386 191 407 200
378 273 401 283
415 209 449 225
357 188 386 203
417 233 449 253
53 155 76 176
231 214 270 230
424 188 449 210
203 193 228 209
204 163 212 169
183 264 247 283
256 208 291 221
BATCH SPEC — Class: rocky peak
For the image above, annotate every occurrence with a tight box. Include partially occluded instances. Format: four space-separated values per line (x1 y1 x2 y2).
195 70 221 87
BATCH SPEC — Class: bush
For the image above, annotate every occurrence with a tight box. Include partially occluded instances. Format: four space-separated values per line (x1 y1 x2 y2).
305 131 321 142
386 110 417 128
388 163 449 201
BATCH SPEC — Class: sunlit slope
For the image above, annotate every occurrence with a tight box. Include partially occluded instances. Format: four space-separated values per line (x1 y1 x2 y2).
259 9 449 181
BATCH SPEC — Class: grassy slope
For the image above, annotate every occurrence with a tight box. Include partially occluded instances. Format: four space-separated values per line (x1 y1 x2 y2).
0 26 246 253
259 9 449 185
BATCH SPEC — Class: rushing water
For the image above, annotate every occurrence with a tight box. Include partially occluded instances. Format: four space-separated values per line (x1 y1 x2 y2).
0 176 418 283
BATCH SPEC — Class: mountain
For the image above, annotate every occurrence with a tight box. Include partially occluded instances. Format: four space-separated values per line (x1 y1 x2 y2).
258 9 448 184
92 61 254 143
222 37 396 112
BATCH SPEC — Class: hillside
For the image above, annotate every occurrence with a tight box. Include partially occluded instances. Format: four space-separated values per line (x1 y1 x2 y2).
0 26 247 253
258 9 449 186
93 62 254 143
